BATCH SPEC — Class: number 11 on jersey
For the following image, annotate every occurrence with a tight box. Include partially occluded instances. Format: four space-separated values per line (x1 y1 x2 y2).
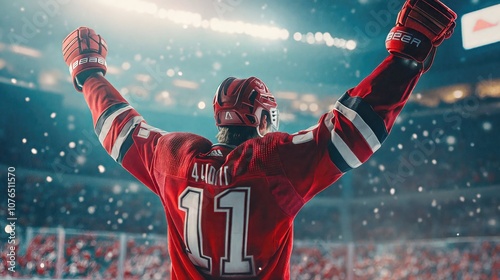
179 187 255 276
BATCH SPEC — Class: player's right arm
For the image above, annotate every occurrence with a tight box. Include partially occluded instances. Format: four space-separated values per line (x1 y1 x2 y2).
279 0 456 202
62 27 167 195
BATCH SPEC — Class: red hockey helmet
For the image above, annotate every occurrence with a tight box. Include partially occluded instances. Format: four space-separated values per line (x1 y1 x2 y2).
213 77 279 133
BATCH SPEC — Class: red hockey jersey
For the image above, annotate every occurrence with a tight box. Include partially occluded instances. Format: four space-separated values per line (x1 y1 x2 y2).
82 55 422 279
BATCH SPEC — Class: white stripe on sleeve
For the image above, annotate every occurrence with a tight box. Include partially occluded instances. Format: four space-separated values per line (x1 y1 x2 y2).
98 105 134 144
334 101 381 152
110 116 144 161
331 131 362 169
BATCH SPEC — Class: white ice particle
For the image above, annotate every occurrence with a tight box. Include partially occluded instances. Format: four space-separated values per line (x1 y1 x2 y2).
446 136 456 145
483 122 492 131
98 165 106 173
5 225 13 233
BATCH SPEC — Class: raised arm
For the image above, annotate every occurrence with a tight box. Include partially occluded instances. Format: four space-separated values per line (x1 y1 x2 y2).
62 27 167 194
329 0 456 171
281 0 456 202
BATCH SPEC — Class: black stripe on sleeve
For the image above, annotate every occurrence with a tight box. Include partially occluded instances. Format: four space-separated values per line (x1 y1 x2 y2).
337 93 389 143
95 103 130 136
116 124 138 164
327 141 352 173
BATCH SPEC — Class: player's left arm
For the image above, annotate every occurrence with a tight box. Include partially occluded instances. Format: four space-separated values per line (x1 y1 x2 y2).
62 27 166 195
281 0 457 202
334 0 458 163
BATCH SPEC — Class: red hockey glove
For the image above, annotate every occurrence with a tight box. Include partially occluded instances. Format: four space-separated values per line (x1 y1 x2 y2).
386 0 456 63
62 27 108 92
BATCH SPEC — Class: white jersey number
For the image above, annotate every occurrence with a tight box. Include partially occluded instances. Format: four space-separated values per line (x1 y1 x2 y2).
179 187 255 276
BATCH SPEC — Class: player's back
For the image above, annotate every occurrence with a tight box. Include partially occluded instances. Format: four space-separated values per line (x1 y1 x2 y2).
153 132 299 280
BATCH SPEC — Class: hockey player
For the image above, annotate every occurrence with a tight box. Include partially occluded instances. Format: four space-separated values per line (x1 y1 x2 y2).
61 0 456 279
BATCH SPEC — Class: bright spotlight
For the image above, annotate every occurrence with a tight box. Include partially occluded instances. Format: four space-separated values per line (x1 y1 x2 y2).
293 32 303 41
102 0 158 14
346 40 357 50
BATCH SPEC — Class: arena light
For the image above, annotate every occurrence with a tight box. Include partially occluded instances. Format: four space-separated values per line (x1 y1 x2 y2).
477 79 500 98
197 101 206 110
155 91 174 106
135 74 152 83
294 31 357 50
345 40 357 50
95 0 359 46
10 45 42 58
101 0 158 15
96 0 288 40
275 91 299 100
173 79 199 90
38 71 58 87
209 18 288 40
158 9 203 27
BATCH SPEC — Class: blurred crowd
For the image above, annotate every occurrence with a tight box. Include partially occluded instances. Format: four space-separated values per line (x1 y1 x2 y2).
0 232 171 279
2 233 499 279
351 240 500 280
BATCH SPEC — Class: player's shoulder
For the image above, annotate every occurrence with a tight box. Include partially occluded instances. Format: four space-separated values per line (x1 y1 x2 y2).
233 132 294 156
228 132 292 175
154 132 214 176
157 132 213 156
160 131 211 142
